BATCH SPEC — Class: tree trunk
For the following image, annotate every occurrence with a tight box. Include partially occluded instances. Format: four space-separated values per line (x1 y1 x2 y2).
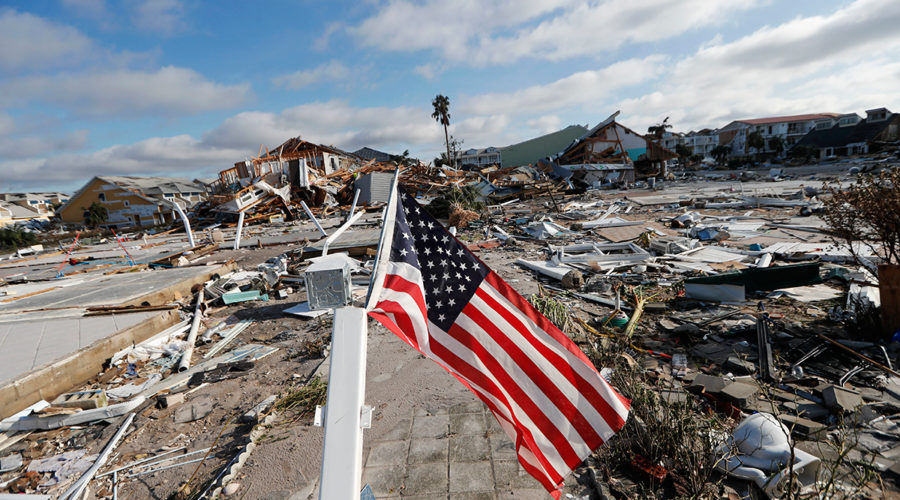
443 123 451 169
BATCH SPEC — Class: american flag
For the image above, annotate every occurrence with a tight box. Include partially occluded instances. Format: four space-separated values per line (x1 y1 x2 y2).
367 189 630 497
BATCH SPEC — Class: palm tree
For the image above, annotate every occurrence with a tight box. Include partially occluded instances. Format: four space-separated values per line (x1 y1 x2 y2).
647 117 671 139
431 94 451 168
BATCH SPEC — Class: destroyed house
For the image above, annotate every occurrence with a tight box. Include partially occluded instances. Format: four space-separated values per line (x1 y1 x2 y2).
58 176 208 228
0 200 49 226
0 192 69 216
793 107 900 158
222 137 361 190
549 112 674 184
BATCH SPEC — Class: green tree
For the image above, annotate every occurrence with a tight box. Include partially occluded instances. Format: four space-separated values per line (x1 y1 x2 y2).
747 131 765 158
389 149 416 168
767 136 785 156
675 144 692 165
647 117 671 139
0 228 38 251
431 94 452 168
83 202 108 227
710 145 731 165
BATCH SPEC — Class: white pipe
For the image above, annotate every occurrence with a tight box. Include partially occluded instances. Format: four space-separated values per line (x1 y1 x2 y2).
178 289 204 372
300 200 327 237
169 201 195 247
322 210 364 256
318 307 368 500
348 188 361 222
233 211 245 250
60 412 135 500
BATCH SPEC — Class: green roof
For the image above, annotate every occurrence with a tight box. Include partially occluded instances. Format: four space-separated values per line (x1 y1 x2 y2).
500 125 589 168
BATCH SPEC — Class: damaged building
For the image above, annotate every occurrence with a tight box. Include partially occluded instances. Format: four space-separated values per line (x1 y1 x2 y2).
793 107 900 159
58 177 208 229
546 111 675 187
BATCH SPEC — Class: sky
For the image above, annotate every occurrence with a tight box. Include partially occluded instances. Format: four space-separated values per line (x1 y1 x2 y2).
1 0 899 193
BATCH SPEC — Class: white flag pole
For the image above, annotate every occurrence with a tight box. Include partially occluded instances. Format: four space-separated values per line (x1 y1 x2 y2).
317 168 399 499
365 168 401 310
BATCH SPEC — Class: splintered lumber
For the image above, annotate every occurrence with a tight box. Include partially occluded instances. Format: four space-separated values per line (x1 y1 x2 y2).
622 296 645 339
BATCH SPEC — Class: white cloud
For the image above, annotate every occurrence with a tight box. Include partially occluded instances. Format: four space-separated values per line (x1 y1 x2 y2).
1 66 251 116
352 0 761 65
413 63 444 80
0 9 94 71
604 0 900 133
132 0 186 36
352 0 572 63
204 100 444 152
0 129 88 159
527 115 563 134
0 134 243 189
0 112 13 136
61 0 109 21
273 61 352 90
461 56 665 115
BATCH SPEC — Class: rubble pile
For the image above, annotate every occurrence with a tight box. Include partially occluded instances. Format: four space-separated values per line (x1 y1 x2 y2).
2 153 900 499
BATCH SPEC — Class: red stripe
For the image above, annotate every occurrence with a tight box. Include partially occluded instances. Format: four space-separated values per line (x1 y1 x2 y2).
484 272 593 367
445 321 582 469
475 285 628 432
383 273 428 317
463 298 606 458
484 271 631 411
371 300 421 350
368 306 565 487
426 334 565 485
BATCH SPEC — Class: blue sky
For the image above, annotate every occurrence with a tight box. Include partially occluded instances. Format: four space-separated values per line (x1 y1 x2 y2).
1 0 898 192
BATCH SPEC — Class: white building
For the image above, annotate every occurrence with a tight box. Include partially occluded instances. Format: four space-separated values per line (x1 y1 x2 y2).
718 113 839 157
453 147 501 168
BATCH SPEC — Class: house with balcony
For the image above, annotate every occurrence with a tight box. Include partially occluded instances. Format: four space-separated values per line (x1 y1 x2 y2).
718 113 840 157
453 147 502 169
683 129 719 158
793 108 900 159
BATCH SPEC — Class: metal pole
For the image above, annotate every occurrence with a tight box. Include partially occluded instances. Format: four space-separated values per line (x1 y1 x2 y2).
348 188 361 222
318 306 368 500
233 211 245 250
60 413 135 499
300 200 327 238
178 289 204 372
322 211 364 256
169 201 196 247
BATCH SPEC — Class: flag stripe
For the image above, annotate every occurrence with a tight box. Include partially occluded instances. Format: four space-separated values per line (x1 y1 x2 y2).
476 280 629 432
462 295 608 450
447 320 579 472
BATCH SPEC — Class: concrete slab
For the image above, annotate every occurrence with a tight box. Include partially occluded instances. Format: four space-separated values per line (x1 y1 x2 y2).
0 266 217 313
411 414 450 439
408 438 448 464
449 461 494 492
0 311 157 385
450 435 490 461
404 463 449 495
